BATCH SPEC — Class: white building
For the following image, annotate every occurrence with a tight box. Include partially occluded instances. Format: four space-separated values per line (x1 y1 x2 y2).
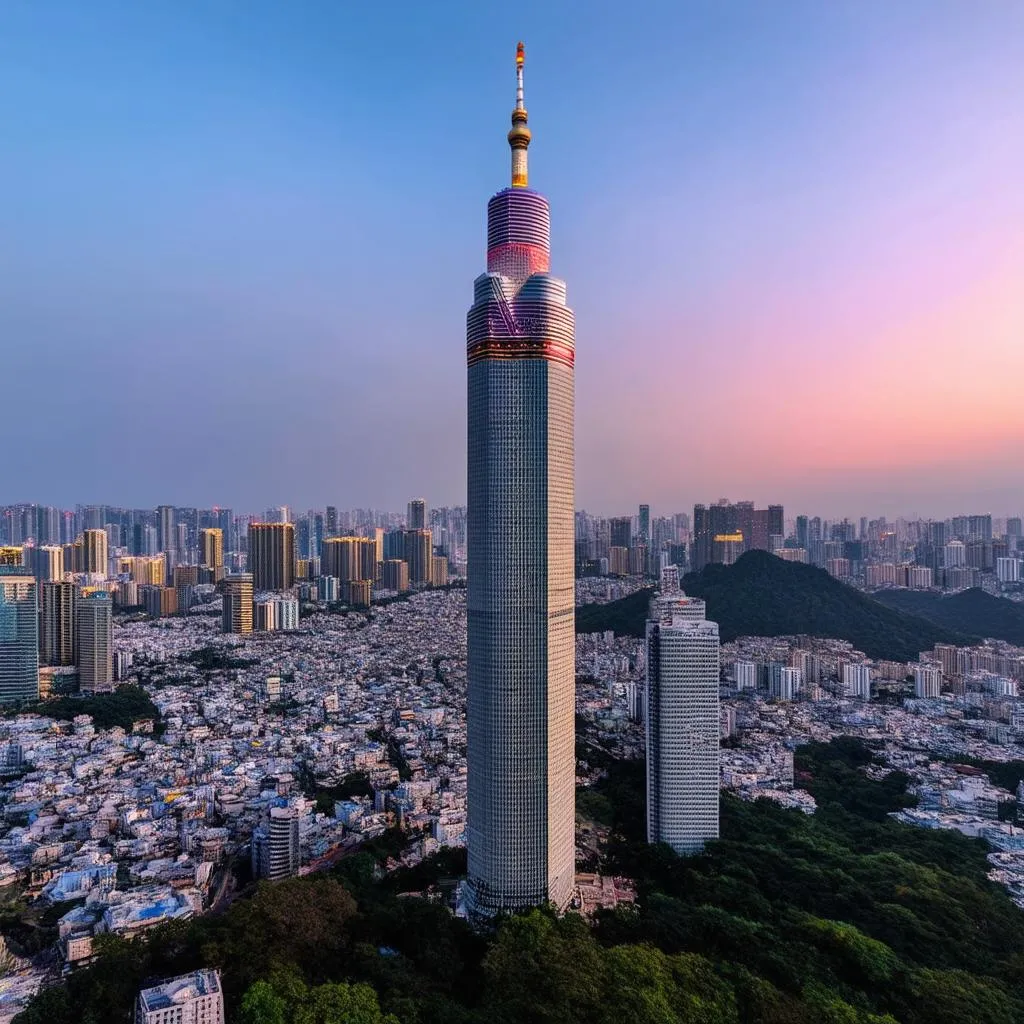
734 660 758 691
776 667 802 701
913 664 942 698
136 969 224 1024
252 802 301 880
646 590 720 855
996 557 1021 583
253 595 299 632
842 662 872 700
905 565 934 589
944 540 966 568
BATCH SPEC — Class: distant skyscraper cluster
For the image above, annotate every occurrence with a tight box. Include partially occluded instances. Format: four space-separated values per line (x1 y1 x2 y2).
0 496 463 701
572 501 1023 606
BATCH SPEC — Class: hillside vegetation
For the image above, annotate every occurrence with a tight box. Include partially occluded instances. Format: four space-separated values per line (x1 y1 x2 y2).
873 587 1024 647
575 551 971 661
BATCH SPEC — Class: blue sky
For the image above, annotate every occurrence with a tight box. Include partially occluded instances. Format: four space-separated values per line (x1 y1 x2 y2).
2 1 1023 517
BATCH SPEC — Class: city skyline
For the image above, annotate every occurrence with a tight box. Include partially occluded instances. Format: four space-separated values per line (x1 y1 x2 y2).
3 2 1022 517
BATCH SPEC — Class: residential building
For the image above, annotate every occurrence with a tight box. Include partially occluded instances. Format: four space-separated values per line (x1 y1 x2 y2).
645 583 720 855
0 565 39 704
222 574 254 635
40 581 76 667
76 592 113 693
248 523 295 591
136 969 224 1024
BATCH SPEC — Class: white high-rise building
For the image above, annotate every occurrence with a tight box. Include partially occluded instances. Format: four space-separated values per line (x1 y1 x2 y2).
913 665 942 698
734 660 758 691
466 43 576 916
842 662 873 700
136 969 224 1024
996 557 1021 583
776 666 802 701
252 802 301 880
645 589 720 856
944 540 966 568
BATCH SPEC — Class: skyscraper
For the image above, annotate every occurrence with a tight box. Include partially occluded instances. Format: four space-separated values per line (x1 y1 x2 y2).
645 576 720 856
382 559 409 593
251 802 301 880
0 565 39 704
222 573 254 634
404 528 433 585
82 529 108 575
322 536 375 582
248 523 295 591
610 516 632 550
638 504 651 545
40 581 76 667
76 592 113 693
199 528 224 571
466 43 575 916
407 499 426 530
33 545 64 582
157 504 176 573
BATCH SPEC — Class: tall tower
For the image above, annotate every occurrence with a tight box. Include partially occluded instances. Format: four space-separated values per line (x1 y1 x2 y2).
199 528 224 571
82 529 109 576
40 581 76 666
248 523 295 591
76 592 113 694
407 499 426 531
157 505 176 575
222 573 254 635
466 43 576 916
0 565 39 704
645 579 720 856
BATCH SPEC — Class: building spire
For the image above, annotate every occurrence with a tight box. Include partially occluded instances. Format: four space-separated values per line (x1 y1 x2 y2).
508 41 531 188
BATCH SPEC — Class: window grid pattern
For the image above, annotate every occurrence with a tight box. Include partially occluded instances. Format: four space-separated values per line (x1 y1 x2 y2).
466 186 575 915
646 619 720 855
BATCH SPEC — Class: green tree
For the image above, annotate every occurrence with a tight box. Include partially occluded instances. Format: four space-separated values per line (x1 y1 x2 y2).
482 911 606 1024
238 980 289 1024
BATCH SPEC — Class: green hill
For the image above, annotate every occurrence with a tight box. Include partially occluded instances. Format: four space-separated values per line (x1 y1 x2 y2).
575 587 654 638
575 551 971 661
873 587 1024 647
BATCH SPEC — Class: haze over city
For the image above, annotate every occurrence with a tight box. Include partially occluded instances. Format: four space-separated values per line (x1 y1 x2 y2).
3 0 1022 517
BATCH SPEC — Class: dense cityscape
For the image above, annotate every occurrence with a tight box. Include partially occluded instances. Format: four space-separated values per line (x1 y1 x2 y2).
0 495 1022 1019
3 9 1024 1024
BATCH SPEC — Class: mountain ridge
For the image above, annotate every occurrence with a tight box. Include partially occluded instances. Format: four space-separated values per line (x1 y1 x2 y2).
575 550 972 661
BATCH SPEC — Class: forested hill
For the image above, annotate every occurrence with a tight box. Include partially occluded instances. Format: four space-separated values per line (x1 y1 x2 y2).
873 587 1024 647
574 551 972 661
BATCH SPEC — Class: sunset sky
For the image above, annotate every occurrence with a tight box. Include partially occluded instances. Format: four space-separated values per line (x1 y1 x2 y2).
2 0 1022 518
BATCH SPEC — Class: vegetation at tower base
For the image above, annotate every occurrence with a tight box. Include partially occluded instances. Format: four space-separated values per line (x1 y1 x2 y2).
0 685 162 734
872 586 1024 647
14 739 1024 1024
574 551 971 660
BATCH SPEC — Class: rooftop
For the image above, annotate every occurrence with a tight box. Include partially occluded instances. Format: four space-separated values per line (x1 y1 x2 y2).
138 968 220 1010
